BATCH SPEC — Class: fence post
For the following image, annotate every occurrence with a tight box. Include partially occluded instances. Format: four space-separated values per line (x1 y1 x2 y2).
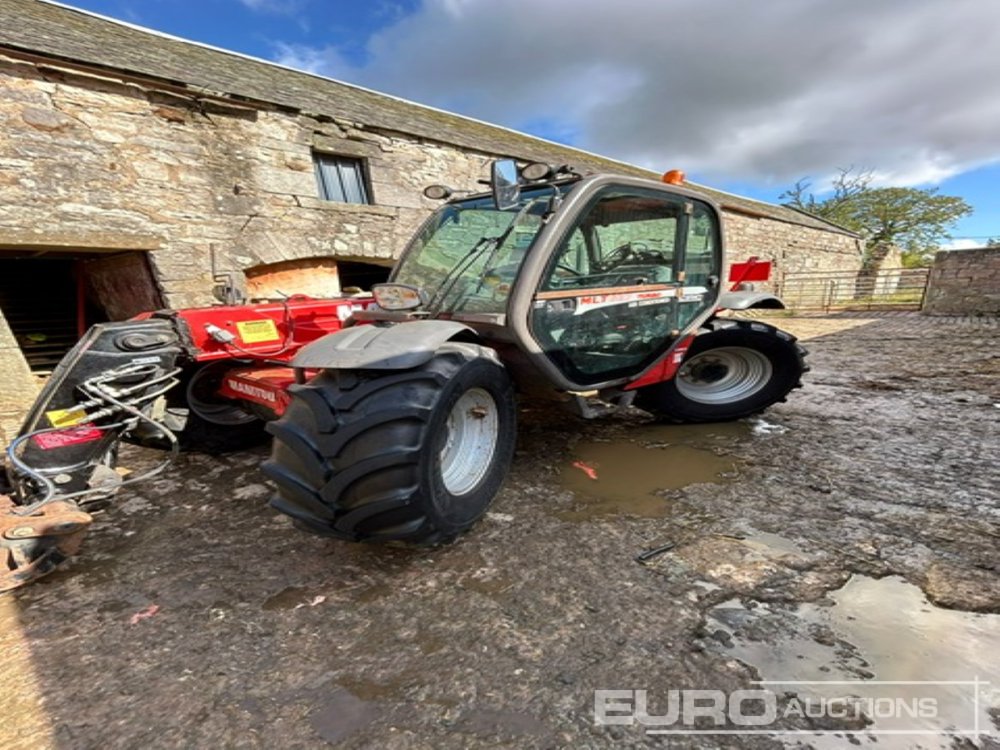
917 268 930 311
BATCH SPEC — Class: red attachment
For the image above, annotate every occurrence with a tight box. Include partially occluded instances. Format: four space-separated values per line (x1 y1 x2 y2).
624 334 696 391
134 296 375 363
728 257 772 291
218 366 296 416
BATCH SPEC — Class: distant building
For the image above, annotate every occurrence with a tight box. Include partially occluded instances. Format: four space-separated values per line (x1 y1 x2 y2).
0 0 862 436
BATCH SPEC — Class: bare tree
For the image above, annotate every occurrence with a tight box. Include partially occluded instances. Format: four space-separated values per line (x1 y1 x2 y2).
781 166 874 231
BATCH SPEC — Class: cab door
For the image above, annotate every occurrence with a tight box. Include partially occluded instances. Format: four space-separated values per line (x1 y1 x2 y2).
528 185 721 386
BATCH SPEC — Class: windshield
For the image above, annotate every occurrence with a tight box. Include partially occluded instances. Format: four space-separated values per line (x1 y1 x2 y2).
393 186 557 314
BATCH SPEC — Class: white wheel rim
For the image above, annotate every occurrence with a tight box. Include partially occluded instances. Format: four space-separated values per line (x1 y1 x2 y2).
675 347 773 404
439 387 499 495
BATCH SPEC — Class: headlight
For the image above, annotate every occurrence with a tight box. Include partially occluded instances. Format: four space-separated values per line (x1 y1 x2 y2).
371 283 427 311
521 162 553 181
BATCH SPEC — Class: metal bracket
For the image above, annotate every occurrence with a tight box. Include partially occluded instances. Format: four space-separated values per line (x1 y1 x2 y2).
570 390 637 419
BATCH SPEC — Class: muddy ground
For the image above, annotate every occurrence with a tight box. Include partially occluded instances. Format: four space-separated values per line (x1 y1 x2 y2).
3 313 999 749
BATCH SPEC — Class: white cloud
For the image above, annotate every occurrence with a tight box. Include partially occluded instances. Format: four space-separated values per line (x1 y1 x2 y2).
272 0 1000 186
273 42 348 76
940 238 983 251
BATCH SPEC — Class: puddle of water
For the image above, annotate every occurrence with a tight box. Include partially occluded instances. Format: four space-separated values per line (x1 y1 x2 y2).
461 573 514 597
748 416 789 436
557 423 744 521
337 675 409 703
261 585 320 611
709 575 1000 748
740 530 805 557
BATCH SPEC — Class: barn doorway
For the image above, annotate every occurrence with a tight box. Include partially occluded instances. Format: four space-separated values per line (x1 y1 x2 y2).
0 249 162 374
337 260 392 291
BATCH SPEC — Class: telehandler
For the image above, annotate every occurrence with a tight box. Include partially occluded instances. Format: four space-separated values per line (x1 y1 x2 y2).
1 160 806 591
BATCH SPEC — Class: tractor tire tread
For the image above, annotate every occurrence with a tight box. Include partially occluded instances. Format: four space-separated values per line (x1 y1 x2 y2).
636 317 808 423
263 342 515 544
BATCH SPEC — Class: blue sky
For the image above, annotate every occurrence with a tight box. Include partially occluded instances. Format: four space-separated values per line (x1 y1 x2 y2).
57 0 1000 246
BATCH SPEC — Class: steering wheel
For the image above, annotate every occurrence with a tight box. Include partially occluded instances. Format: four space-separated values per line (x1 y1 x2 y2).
555 263 583 277
600 241 649 271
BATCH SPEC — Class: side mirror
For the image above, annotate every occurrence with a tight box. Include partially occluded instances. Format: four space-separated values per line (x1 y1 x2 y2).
491 160 520 210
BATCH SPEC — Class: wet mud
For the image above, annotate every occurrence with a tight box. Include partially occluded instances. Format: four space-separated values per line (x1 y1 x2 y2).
2 313 999 749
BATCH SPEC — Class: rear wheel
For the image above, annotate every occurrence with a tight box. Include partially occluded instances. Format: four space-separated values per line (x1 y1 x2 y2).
132 362 268 454
263 343 516 544
175 362 268 453
636 318 808 422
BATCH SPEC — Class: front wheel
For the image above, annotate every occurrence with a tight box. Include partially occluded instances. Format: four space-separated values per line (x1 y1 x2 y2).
635 319 808 422
263 343 517 544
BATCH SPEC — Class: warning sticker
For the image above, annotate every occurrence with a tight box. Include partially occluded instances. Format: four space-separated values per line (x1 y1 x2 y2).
46 408 89 428
235 319 281 344
33 425 104 450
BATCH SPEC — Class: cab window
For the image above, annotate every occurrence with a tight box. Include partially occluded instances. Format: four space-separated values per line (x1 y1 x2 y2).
541 190 680 290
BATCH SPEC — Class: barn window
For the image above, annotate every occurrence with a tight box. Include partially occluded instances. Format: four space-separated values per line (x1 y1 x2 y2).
313 153 371 204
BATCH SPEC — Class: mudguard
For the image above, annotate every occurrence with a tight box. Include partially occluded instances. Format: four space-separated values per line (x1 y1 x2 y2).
717 291 786 310
291 320 475 370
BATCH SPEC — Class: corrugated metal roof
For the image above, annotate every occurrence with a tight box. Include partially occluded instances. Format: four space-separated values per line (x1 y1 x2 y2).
0 0 857 236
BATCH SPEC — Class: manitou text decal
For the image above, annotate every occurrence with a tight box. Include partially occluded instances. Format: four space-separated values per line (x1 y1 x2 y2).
225 379 278 403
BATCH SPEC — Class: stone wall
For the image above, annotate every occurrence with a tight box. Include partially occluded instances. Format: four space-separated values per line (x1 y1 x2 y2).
923 247 1000 315
723 211 863 280
0 313 37 444
0 54 497 310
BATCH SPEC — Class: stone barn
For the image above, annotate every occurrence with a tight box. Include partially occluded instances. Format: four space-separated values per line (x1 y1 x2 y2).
0 0 862 437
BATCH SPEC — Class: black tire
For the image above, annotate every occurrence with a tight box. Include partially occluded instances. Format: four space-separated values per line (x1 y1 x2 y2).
262 343 517 544
129 362 268 454
635 318 808 423
167 409 268 454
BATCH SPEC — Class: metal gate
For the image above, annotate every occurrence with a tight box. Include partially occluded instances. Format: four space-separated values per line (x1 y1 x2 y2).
776 268 930 312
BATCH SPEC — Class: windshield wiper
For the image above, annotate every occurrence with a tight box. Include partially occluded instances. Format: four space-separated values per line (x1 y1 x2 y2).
470 200 544 296
426 194 549 315
424 234 500 314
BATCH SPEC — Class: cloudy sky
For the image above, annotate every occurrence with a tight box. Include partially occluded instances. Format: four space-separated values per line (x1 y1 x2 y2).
65 0 1000 244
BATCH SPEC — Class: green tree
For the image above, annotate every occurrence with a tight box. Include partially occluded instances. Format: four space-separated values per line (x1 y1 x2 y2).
901 249 935 268
782 168 973 274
